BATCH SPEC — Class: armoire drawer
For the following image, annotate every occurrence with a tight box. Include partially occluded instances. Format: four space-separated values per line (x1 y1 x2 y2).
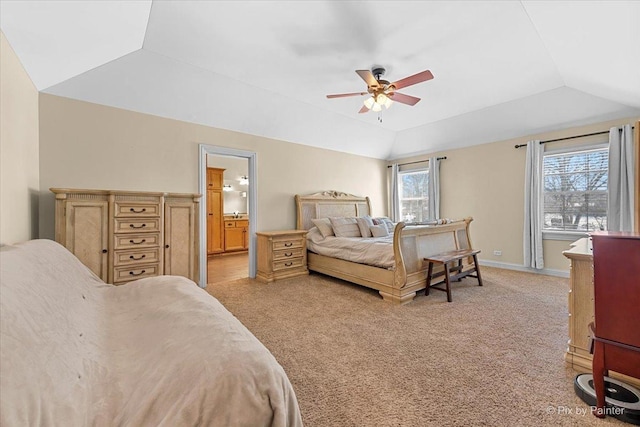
114 248 161 266
114 218 160 233
114 202 161 217
113 264 160 284
114 233 161 250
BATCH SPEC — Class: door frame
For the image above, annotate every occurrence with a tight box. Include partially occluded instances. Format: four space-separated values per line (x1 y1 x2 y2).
198 144 257 287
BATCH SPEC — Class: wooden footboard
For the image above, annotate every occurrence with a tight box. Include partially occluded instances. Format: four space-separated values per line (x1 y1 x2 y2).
307 218 474 304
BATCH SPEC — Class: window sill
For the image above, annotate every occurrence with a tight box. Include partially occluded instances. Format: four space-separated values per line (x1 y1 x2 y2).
542 230 590 241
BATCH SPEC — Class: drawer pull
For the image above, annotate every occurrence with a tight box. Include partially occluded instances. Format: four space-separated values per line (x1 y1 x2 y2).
284 252 293 257
284 262 293 267
284 242 293 247
129 223 146 229
129 254 146 260
129 239 146 245
130 208 147 213
129 270 146 276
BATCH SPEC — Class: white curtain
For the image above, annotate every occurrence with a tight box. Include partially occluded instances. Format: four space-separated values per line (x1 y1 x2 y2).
390 163 401 222
523 140 544 269
428 157 440 220
608 125 635 232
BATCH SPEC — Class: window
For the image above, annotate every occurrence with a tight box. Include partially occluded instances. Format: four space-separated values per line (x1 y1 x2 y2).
398 169 429 222
543 146 608 233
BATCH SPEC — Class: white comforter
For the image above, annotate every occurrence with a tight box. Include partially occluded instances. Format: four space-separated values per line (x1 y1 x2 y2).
306 226 395 269
1 239 302 427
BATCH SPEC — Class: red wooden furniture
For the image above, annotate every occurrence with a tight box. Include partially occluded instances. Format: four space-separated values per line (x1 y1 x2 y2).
590 231 640 418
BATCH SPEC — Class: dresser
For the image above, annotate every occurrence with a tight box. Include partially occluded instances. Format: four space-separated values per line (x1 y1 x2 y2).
562 236 640 388
52 188 200 285
256 230 308 283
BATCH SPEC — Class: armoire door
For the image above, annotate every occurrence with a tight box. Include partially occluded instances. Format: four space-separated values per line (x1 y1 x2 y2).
164 199 197 282
65 201 109 281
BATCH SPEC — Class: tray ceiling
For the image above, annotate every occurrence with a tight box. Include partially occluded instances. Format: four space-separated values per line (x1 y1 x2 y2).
2 1 639 159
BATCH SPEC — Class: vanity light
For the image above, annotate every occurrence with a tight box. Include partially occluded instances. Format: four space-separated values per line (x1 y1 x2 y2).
239 176 249 186
223 185 232 192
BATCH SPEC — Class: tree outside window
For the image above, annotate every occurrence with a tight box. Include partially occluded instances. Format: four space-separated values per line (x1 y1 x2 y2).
398 169 429 222
543 147 608 232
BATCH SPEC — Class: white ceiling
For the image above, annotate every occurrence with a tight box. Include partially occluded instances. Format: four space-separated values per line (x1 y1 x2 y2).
2 1 639 160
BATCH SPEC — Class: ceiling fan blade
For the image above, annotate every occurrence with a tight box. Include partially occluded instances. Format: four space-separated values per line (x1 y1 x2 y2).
389 92 421 106
356 70 379 88
326 92 368 99
358 105 370 114
390 70 434 90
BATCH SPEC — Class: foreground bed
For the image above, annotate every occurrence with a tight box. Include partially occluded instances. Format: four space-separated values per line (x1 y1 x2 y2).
296 191 475 304
0 239 302 426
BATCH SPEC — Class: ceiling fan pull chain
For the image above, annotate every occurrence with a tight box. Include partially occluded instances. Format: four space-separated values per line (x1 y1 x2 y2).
378 111 383 123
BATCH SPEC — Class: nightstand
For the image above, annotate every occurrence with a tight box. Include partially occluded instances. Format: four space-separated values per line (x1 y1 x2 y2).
256 230 308 283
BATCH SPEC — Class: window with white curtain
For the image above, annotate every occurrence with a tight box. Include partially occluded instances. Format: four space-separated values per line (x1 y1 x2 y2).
542 145 608 233
398 168 429 222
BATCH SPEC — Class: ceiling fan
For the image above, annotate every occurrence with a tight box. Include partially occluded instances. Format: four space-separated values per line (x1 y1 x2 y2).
326 67 434 114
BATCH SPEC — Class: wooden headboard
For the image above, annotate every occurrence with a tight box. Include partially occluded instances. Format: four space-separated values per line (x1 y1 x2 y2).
295 191 372 230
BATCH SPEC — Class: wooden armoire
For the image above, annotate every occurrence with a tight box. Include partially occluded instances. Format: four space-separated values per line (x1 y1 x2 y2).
51 188 200 285
207 168 225 255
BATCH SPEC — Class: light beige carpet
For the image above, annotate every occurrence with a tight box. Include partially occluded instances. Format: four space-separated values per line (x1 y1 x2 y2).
207 267 625 427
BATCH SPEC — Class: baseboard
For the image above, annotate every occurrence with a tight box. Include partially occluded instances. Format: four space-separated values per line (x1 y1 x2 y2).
478 259 570 278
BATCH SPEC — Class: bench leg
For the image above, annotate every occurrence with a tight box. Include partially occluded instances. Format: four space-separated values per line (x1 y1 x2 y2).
444 261 452 302
472 254 483 287
425 262 433 296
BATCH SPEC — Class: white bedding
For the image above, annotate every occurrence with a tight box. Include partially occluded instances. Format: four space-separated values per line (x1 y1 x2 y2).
0 239 302 426
306 226 395 269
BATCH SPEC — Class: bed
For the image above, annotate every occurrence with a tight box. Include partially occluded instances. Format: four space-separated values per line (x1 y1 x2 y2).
295 190 475 304
0 239 302 426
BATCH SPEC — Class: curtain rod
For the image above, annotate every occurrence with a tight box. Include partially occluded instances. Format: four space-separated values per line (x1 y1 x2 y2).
514 127 634 149
387 157 447 168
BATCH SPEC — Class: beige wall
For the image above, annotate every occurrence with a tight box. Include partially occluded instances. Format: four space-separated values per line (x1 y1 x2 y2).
0 32 40 245
38 94 388 239
391 116 639 274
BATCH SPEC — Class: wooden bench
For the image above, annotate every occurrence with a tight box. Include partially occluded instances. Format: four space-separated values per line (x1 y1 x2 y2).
424 249 483 302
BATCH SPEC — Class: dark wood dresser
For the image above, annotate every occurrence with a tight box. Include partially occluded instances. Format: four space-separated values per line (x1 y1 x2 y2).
590 231 640 417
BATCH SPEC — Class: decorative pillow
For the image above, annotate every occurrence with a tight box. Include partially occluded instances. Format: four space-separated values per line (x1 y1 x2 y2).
356 216 374 238
370 224 389 238
373 217 395 233
329 217 361 238
311 218 334 238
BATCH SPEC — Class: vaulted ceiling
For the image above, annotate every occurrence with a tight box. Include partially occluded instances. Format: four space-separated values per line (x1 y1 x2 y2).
2 1 639 160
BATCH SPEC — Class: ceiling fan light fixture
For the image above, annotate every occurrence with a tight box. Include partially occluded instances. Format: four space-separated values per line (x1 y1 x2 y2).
363 96 375 110
371 102 383 112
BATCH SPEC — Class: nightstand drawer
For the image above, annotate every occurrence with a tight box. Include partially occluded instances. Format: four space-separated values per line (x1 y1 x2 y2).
113 263 160 283
114 202 161 217
273 247 304 261
114 218 160 233
114 248 160 266
273 258 304 271
273 238 303 251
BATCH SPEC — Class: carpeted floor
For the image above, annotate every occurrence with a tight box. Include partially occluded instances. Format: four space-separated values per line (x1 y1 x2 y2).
206 267 625 426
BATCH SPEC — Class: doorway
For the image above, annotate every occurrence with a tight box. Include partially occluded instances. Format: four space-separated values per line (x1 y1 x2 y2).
198 144 257 287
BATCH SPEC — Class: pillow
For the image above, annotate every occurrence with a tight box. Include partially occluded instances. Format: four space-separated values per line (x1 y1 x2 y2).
312 218 334 238
329 217 361 238
373 217 395 233
356 216 374 237
370 224 389 238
